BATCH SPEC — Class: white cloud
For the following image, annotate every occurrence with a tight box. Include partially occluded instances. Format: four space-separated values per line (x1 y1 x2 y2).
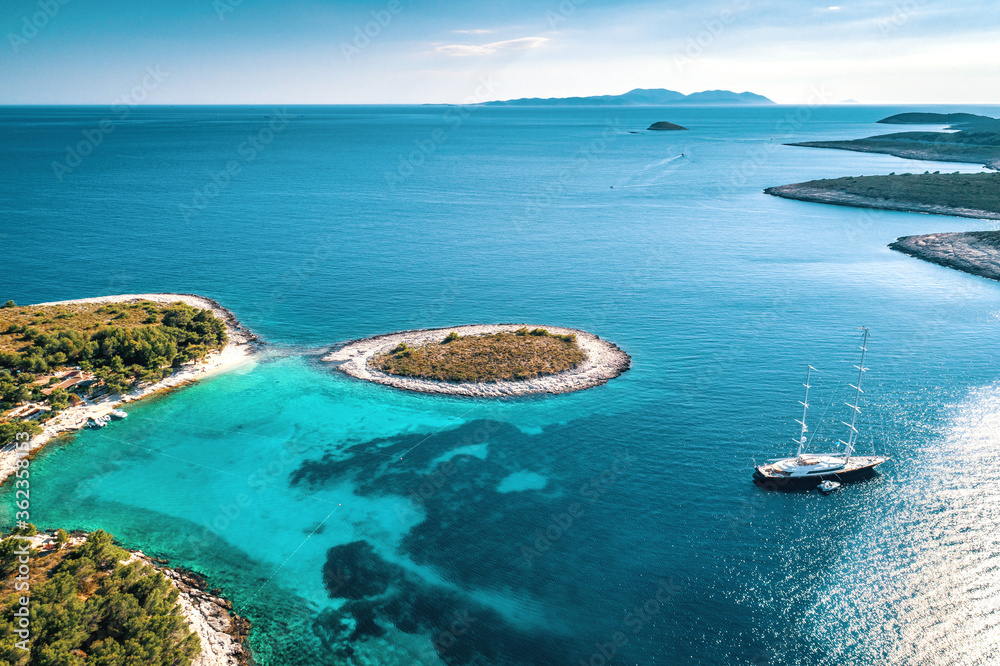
453 29 492 34
434 37 548 57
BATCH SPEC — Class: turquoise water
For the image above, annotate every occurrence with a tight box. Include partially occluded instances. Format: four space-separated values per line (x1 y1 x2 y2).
2 105 1000 664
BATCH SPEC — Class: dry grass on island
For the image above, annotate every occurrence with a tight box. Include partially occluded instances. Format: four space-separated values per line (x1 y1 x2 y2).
372 328 584 382
327 324 630 397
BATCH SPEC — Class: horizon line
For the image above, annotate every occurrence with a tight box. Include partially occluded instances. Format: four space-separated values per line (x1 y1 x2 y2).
1 102 997 107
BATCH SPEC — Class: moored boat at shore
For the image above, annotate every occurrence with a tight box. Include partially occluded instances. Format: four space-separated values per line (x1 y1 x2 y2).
754 328 888 490
87 415 110 428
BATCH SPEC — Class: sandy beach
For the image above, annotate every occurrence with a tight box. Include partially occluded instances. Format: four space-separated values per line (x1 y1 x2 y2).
889 232 1000 282
0 294 258 484
324 324 631 397
764 184 1000 221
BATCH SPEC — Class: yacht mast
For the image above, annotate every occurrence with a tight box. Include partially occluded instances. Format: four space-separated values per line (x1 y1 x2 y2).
840 327 869 464
795 365 815 458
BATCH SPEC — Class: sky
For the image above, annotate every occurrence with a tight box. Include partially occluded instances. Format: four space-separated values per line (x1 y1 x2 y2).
1 0 999 105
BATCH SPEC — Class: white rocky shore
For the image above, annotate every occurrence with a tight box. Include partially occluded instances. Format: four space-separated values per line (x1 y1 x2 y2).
0 294 258 484
889 231 1000 281
324 324 631 397
14 532 249 665
133 553 250 666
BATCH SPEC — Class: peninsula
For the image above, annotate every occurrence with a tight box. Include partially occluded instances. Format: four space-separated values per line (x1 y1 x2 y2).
0 528 247 666
765 172 1000 220
889 231 1000 282
767 112 1000 284
324 324 630 397
0 294 256 483
786 114 1000 169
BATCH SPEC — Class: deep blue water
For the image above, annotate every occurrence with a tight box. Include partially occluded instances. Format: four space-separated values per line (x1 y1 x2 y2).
2 104 1000 665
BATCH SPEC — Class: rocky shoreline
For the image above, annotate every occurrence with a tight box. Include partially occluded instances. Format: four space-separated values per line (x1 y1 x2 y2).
787 140 1000 171
889 232 1000 282
1 294 259 484
148 559 251 666
16 531 251 666
120 545 249 666
763 184 1000 221
324 324 631 397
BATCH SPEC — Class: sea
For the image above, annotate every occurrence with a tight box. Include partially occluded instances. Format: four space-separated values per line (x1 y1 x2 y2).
2 104 1000 665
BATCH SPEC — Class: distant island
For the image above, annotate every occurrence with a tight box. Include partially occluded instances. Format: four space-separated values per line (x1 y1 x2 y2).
647 121 688 131
767 111 1000 284
876 112 997 126
324 324 630 397
786 113 1000 169
482 88 774 107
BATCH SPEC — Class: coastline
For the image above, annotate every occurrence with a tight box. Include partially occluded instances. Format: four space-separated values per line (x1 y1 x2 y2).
0 294 258 484
889 232 1000 282
786 140 1000 171
763 184 1000 221
20 531 249 666
130 551 251 666
323 324 631 397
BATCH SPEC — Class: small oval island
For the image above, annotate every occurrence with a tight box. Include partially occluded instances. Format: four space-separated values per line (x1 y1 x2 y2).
647 121 688 131
323 324 631 397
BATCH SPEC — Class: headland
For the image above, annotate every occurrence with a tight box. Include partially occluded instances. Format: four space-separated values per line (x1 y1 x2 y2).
0 294 257 484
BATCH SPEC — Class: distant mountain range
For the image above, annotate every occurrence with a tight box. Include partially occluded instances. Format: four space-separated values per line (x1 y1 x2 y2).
482 88 774 106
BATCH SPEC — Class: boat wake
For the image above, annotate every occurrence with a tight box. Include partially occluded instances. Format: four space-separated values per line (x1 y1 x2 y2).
612 154 686 189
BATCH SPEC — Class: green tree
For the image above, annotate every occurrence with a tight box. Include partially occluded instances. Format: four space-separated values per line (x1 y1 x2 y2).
0 420 41 447
0 537 35 577
12 523 37 537
48 389 70 411
0 530 202 666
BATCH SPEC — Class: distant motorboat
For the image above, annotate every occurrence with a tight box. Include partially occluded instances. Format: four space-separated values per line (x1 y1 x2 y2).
110 409 127 420
754 328 888 489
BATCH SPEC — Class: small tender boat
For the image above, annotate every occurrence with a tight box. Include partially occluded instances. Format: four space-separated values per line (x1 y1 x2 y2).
818 480 841 493
754 328 889 490
87 416 109 429
110 409 127 420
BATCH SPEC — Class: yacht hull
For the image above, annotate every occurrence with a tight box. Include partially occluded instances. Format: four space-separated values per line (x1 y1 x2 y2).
753 457 887 490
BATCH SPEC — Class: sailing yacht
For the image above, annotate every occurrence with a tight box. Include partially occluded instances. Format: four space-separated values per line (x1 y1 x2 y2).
753 328 888 489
